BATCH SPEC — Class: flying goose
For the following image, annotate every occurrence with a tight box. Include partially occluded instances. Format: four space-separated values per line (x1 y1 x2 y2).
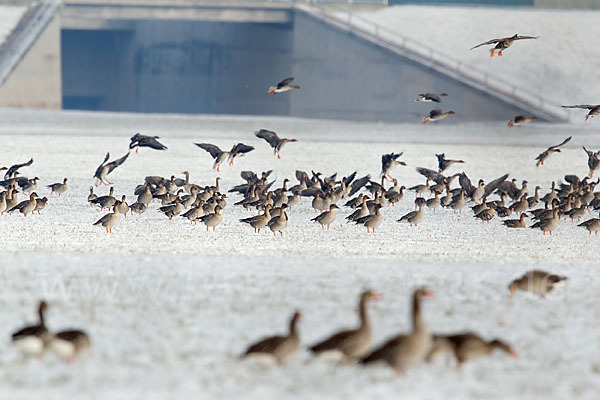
561 104 600 121
508 115 538 128
255 129 297 159
381 153 406 180
194 143 254 172
535 136 571 167
436 153 464 173
4 158 33 179
94 152 130 186
129 133 168 152
471 34 538 57
268 77 300 95
415 93 448 103
423 110 455 124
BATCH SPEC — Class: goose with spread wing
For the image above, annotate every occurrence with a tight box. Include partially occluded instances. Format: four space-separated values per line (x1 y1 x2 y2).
380 152 406 180
471 34 538 57
508 115 538 128
194 142 254 172
4 158 33 180
255 129 297 159
94 152 130 186
129 133 168 153
535 136 571 167
268 77 300 95
423 109 455 124
561 104 600 121
415 93 448 103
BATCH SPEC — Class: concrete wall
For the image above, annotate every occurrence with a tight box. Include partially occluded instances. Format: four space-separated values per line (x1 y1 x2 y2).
290 11 524 123
0 15 61 109
61 20 294 115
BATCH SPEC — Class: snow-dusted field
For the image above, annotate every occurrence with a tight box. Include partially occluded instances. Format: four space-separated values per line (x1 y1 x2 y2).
347 5 600 109
0 6 25 45
1 109 600 399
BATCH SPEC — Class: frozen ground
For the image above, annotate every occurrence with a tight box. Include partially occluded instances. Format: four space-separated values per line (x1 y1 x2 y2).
1 109 600 399
346 5 600 110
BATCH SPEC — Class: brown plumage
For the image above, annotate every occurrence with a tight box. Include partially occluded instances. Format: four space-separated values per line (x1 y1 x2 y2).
242 311 302 365
508 270 567 298
427 332 517 366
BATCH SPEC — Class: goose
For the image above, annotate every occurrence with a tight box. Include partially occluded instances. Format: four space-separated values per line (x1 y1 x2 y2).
423 110 455 124
426 192 441 212
137 184 153 205
470 34 538 57
530 208 559 235
8 192 37 216
346 196 369 223
415 93 447 103
509 270 567 298
117 195 129 217
309 290 381 362
381 153 406 180
33 197 48 215
267 204 288 236
93 202 121 233
87 186 97 203
0 192 7 215
583 146 600 177
239 205 272 233
578 213 600 235
198 205 223 231
360 287 434 374
159 198 182 220
47 178 68 197
11 301 50 357
129 202 147 215
268 77 300 95
255 129 297 159
428 332 517 366
194 143 254 171
450 190 467 213
90 186 116 210
311 204 339 230
129 133 167 152
508 115 538 128
50 330 91 363
4 158 33 179
562 104 600 122
436 153 465 173
502 213 529 228
20 177 39 193
398 198 425 227
93 152 130 186
242 311 302 366
535 136 571 167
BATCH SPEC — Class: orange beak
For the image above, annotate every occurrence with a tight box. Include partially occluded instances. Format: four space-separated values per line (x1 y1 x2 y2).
370 292 383 301
509 288 515 297
509 349 518 358
423 289 435 298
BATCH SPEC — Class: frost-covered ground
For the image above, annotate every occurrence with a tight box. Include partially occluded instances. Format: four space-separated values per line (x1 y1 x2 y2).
345 5 600 109
1 109 600 399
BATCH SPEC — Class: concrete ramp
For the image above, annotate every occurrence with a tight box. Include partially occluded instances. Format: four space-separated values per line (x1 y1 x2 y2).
298 4 569 122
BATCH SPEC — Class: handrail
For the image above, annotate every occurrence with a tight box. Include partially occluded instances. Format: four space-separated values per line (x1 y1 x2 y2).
0 0 62 86
303 4 570 122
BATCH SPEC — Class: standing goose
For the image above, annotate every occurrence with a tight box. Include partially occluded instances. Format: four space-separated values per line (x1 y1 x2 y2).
530 208 559 235
415 93 448 103
380 153 406 180
423 109 455 124
20 177 39 194
242 311 302 366
11 301 50 357
240 205 272 233
309 290 381 362
48 178 68 197
355 204 384 233
117 195 129 217
194 143 254 172
90 186 116 210
94 152 130 186
267 203 288 236
311 204 339 230
502 213 529 228
578 213 600 235
398 198 425 227
255 129 297 159
129 202 148 215
159 198 182 220
50 330 91 363
508 115 538 128
509 270 567 298
129 133 167 152
198 205 223 231
8 192 37 217
93 202 121 233
360 287 435 374
268 77 300 95
562 104 600 122
470 34 538 57
428 332 517 366
33 197 48 215
450 189 467 213
535 136 571 167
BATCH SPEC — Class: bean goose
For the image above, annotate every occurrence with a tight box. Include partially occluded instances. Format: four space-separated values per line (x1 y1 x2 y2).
48 178 68 197
428 332 517 366
309 290 381 362
509 270 567 298
242 311 302 366
50 330 91 362
11 301 51 357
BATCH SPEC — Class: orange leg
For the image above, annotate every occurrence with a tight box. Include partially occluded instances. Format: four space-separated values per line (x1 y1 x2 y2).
366 227 370 233
213 226 215 231
136 148 139 153
327 225 330 230
490 50 495 58
498 50 503 56
206 226 209 232
279 230 283 236
423 119 429 124
277 153 281 159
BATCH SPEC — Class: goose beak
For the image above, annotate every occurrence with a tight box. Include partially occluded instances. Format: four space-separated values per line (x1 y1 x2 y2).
509 349 518 358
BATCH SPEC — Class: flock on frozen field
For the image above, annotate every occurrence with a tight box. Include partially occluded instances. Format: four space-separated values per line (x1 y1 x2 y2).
0 22 597 381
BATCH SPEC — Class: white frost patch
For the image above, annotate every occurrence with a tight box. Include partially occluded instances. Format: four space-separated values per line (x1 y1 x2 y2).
0 6 26 46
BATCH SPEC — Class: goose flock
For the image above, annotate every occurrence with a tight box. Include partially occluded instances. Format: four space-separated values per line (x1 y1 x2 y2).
0 28 596 380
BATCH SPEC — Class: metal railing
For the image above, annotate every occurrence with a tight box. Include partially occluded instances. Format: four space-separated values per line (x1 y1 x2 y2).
0 0 61 86
301 3 570 122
